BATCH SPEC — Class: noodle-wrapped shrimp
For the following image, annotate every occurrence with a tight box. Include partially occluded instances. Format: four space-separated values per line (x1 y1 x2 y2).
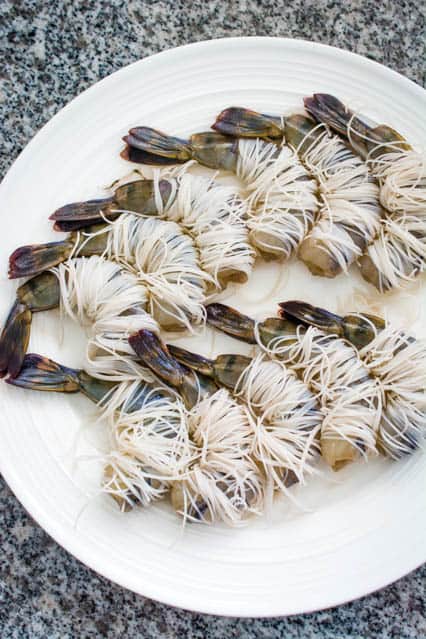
6 353 193 511
129 329 264 525
9 216 208 332
206 303 381 471
304 94 426 290
358 216 425 291
168 344 322 490
171 389 264 525
14 173 253 293
0 256 158 380
102 215 208 330
47 174 254 288
121 127 319 261
213 107 381 277
280 301 426 459
167 173 255 287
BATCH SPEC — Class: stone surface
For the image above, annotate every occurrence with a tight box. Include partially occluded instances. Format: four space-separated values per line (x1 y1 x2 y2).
0 1 425 637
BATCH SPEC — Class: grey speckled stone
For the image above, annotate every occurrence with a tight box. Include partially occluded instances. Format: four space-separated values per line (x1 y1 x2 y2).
0 0 425 637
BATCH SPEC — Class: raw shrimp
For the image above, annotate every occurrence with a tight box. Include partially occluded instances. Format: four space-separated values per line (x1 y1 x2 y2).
7 353 192 511
0 256 158 380
168 344 322 490
213 107 381 277
129 329 265 525
164 172 255 287
10 216 209 332
305 94 426 290
280 301 426 459
206 303 381 471
121 127 319 261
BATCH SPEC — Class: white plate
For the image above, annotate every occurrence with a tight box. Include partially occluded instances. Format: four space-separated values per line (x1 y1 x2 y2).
0 37 425 617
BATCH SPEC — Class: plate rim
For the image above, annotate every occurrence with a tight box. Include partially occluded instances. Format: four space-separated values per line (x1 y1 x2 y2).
0 36 425 617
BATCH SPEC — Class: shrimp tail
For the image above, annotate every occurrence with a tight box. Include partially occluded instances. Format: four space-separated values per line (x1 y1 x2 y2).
304 93 370 139
0 300 32 378
206 303 257 343
6 353 116 404
50 197 115 231
129 330 186 388
280 301 385 349
122 127 192 164
279 300 344 335
1 273 59 378
5 353 81 392
167 344 215 377
51 180 174 231
9 240 75 278
9 228 110 278
304 94 410 156
213 107 283 139
129 330 218 408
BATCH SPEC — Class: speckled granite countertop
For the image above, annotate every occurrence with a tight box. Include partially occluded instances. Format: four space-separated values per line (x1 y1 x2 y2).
0 1 425 637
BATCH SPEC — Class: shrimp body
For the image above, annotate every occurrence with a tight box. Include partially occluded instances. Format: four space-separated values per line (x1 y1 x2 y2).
51 173 255 288
358 326 426 458
268 326 381 470
235 140 319 260
102 382 193 511
152 173 254 287
54 256 159 380
171 389 264 526
95 215 208 331
15 174 254 300
235 354 322 488
129 330 265 524
294 127 381 277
